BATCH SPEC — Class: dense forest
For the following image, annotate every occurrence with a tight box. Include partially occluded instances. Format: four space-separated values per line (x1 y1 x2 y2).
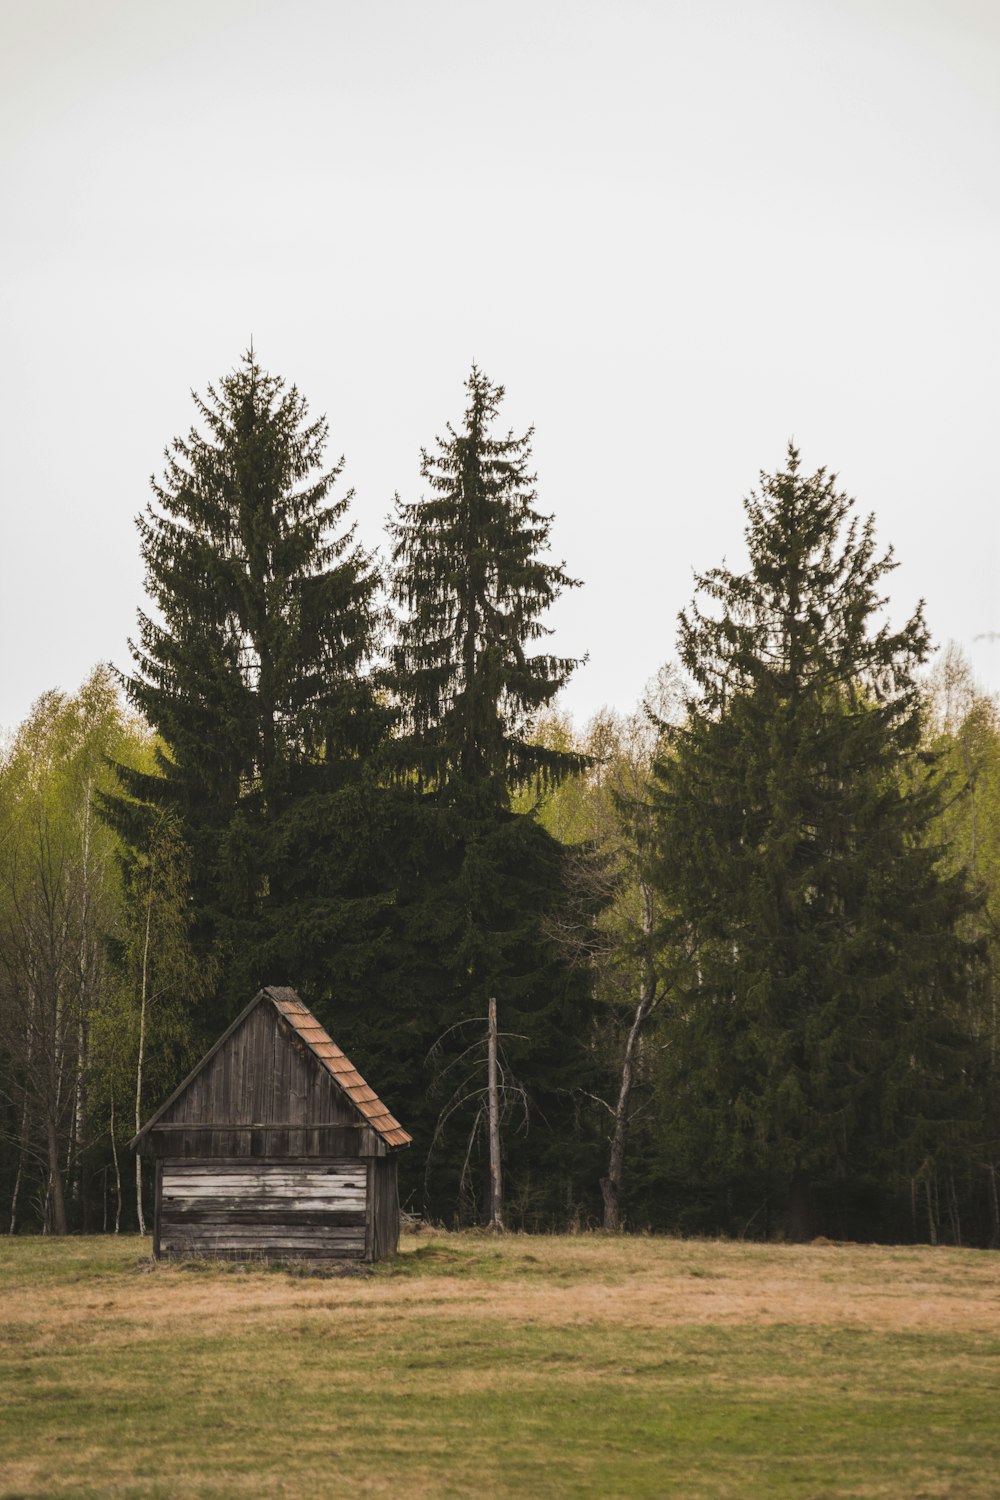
2 352 997 1245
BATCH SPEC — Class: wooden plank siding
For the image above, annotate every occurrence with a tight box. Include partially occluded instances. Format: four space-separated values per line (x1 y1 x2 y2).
371 1157 401 1261
158 1161 367 1260
149 1004 359 1162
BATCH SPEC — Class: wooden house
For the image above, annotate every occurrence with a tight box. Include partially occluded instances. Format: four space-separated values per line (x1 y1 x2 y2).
130 986 411 1262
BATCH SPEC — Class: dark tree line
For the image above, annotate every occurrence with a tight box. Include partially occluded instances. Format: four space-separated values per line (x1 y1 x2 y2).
2 353 996 1243
101 353 599 1228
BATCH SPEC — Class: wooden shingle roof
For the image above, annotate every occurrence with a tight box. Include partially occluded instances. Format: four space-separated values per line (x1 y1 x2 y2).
130 985 411 1150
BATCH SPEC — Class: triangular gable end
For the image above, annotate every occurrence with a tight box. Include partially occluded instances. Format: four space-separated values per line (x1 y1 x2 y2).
129 986 411 1151
266 988 411 1146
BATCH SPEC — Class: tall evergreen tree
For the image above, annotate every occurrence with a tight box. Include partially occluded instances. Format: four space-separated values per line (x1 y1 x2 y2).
650 446 981 1240
370 368 599 1224
389 365 584 799
108 351 391 1027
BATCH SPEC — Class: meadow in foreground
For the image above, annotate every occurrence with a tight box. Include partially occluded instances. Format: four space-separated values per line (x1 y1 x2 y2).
1 1231 998 1499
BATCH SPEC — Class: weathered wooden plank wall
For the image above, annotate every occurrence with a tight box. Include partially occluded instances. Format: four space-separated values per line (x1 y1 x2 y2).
371 1157 400 1261
158 1161 367 1260
149 1006 362 1161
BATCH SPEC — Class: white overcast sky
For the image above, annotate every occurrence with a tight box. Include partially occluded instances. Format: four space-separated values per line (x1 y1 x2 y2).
1 0 997 735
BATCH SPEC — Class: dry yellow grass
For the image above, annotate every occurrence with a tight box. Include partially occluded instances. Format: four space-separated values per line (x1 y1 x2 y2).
14 1230 999 1330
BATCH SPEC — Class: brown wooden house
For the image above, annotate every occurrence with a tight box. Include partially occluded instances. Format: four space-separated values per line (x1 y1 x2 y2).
130 986 411 1262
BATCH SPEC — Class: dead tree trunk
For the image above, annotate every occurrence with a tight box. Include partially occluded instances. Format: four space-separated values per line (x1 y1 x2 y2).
601 976 657 1231
487 996 504 1232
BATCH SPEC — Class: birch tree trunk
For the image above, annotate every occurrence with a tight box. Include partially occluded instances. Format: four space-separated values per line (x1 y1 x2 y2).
8 1089 29 1236
49 960 71 1237
110 1089 122 1235
601 979 657 1231
71 778 94 1214
601 883 660 1232
487 996 504 1232
925 1174 938 1245
8 985 35 1235
134 871 154 1237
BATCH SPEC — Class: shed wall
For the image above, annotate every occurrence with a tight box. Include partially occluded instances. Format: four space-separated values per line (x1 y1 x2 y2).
371 1157 401 1261
157 1159 367 1260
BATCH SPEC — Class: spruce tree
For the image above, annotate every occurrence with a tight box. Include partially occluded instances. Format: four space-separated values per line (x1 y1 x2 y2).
389 365 584 799
373 368 598 1224
109 351 391 1027
650 446 980 1240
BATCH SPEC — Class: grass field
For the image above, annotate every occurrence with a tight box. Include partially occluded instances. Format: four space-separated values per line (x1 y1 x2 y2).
1 1231 998 1498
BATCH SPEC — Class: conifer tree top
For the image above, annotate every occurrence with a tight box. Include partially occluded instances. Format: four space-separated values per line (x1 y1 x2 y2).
679 442 930 719
124 348 383 799
389 366 585 803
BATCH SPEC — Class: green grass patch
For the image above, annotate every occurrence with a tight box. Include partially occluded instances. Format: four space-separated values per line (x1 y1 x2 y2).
376 1237 551 1280
1 1233 997 1498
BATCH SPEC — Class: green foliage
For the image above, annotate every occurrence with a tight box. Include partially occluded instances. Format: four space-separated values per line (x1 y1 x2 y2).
922 646 1000 1244
111 350 393 1027
0 668 148 1231
90 812 204 1144
10 368 1000 1248
388 365 586 801
650 447 982 1237
529 689 691 1229
363 368 600 1224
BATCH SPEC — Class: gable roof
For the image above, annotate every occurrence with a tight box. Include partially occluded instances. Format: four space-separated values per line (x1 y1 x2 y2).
130 985 412 1150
